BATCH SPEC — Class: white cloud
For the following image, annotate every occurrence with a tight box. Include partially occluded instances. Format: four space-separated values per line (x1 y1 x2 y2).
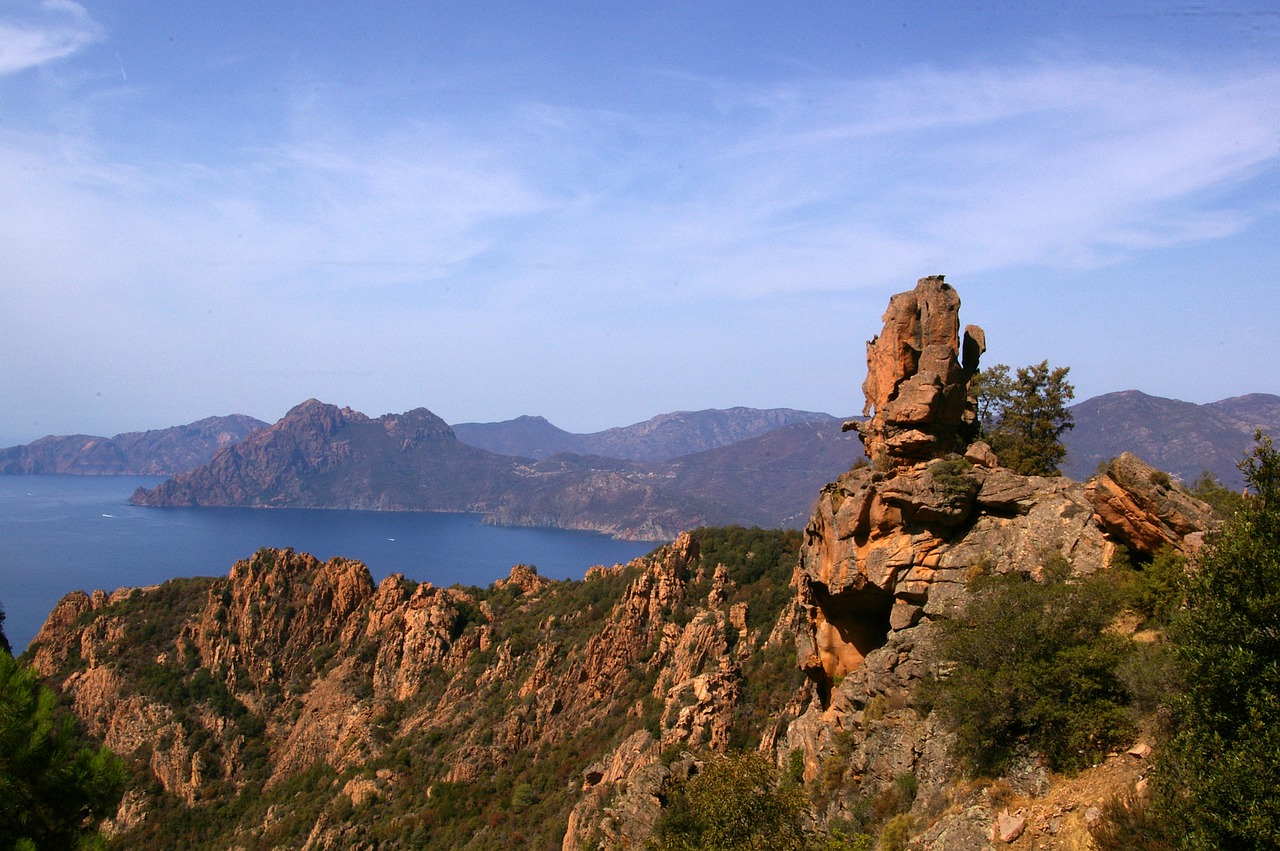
0 0 101 75
2 55 1278 336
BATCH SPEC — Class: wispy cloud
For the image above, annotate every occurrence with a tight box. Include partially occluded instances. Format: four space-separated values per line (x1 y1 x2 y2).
4 54 1278 313
0 0 101 75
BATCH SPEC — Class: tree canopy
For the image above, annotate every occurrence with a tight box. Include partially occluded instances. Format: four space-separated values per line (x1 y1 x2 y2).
1153 431 1280 849
971 360 1075 476
0 652 126 850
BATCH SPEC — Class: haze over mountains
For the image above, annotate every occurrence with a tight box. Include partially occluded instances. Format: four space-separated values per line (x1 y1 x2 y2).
1061 391 1280 490
5 391 1277 536
451 407 839 461
129 400 861 540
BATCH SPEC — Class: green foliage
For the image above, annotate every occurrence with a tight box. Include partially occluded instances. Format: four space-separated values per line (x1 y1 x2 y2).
650 751 811 851
972 360 1075 476
930 566 1134 775
877 813 915 851
0 653 126 849
0 600 10 656
1151 432 1280 849
1189 469 1245 519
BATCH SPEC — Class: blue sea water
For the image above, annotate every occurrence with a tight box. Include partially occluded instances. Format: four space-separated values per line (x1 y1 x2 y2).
0 476 656 653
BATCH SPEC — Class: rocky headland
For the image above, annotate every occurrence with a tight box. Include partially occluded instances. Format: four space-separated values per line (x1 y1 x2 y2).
28 275 1219 849
0 415 267 475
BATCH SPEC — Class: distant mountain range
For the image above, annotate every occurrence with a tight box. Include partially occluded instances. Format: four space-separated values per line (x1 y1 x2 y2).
0 415 267 476
451 407 839 461
1061 391 1280 490
8 391 1277 536
130 400 862 540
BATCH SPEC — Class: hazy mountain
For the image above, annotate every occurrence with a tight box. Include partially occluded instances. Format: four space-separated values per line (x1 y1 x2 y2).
1062 390 1280 489
0 415 267 476
452 407 839 461
133 401 860 539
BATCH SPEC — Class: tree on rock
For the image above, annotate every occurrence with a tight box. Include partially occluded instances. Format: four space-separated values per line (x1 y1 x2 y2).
972 360 1075 476
0 652 126 850
1154 431 1280 849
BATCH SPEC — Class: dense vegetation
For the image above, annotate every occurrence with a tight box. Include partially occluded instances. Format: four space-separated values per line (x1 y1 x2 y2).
650 751 810 851
929 558 1135 775
1147 433 1280 849
0 651 126 849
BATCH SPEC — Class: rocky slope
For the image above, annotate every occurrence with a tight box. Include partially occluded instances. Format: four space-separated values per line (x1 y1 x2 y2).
28 529 807 849
452 408 840 461
29 275 1221 850
0 415 266 475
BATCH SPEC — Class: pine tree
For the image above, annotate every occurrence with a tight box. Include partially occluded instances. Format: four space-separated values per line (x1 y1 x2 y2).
1155 432 1280 848
0 653 126 850
972 360 1075 476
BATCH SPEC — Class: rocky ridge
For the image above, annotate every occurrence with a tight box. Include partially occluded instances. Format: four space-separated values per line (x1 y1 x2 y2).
132 399 863 540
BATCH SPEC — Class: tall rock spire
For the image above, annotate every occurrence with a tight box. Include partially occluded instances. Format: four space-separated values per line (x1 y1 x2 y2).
851 275 985 469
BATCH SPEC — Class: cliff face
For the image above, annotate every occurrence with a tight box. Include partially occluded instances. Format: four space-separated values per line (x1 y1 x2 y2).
0 415 266 475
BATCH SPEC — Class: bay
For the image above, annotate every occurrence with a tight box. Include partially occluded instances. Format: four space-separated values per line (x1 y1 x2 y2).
0 476 657 652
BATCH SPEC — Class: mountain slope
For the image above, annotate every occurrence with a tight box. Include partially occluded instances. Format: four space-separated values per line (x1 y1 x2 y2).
452 407 839 461
0 415 267 476
1062 390 1277 488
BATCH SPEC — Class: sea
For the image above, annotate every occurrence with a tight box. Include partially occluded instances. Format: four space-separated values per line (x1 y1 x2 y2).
0 476 657 653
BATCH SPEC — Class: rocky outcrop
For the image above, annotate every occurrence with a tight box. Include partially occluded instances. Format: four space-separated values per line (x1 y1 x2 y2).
1086 451 1219 556
776 276 1215 843
853 276 985 469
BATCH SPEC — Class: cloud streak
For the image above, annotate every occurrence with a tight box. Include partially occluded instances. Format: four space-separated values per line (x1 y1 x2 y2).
0 0 101 75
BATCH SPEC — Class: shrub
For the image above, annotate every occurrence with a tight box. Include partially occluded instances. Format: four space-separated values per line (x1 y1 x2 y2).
0 653 126 849
650 751 810 851
1150 433 1280 849
930 568 1133 775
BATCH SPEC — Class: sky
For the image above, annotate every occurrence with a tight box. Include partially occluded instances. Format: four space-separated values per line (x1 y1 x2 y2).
2 1 1278 445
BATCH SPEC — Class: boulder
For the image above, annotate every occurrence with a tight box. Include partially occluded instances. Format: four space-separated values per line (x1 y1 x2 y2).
1085 452 1219 556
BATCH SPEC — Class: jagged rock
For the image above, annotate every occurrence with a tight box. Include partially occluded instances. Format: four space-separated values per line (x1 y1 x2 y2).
857 276 985 468
1086 451 1219 556
779 277 1214 841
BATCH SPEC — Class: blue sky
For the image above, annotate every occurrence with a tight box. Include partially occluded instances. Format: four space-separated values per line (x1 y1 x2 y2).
2 1 1278 445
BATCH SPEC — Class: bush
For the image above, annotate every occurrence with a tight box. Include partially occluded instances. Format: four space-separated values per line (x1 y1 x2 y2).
650 751 811 851
930 566 1133 775
1151 433 1280 849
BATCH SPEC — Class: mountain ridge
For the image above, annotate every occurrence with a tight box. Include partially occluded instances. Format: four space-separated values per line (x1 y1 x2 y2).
131 400 865 540
0 414 267 476
451 407 840 461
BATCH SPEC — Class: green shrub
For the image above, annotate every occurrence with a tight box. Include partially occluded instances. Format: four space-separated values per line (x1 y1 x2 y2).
930 568 1133 775
1151 433 1280 849
650 751 810 851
